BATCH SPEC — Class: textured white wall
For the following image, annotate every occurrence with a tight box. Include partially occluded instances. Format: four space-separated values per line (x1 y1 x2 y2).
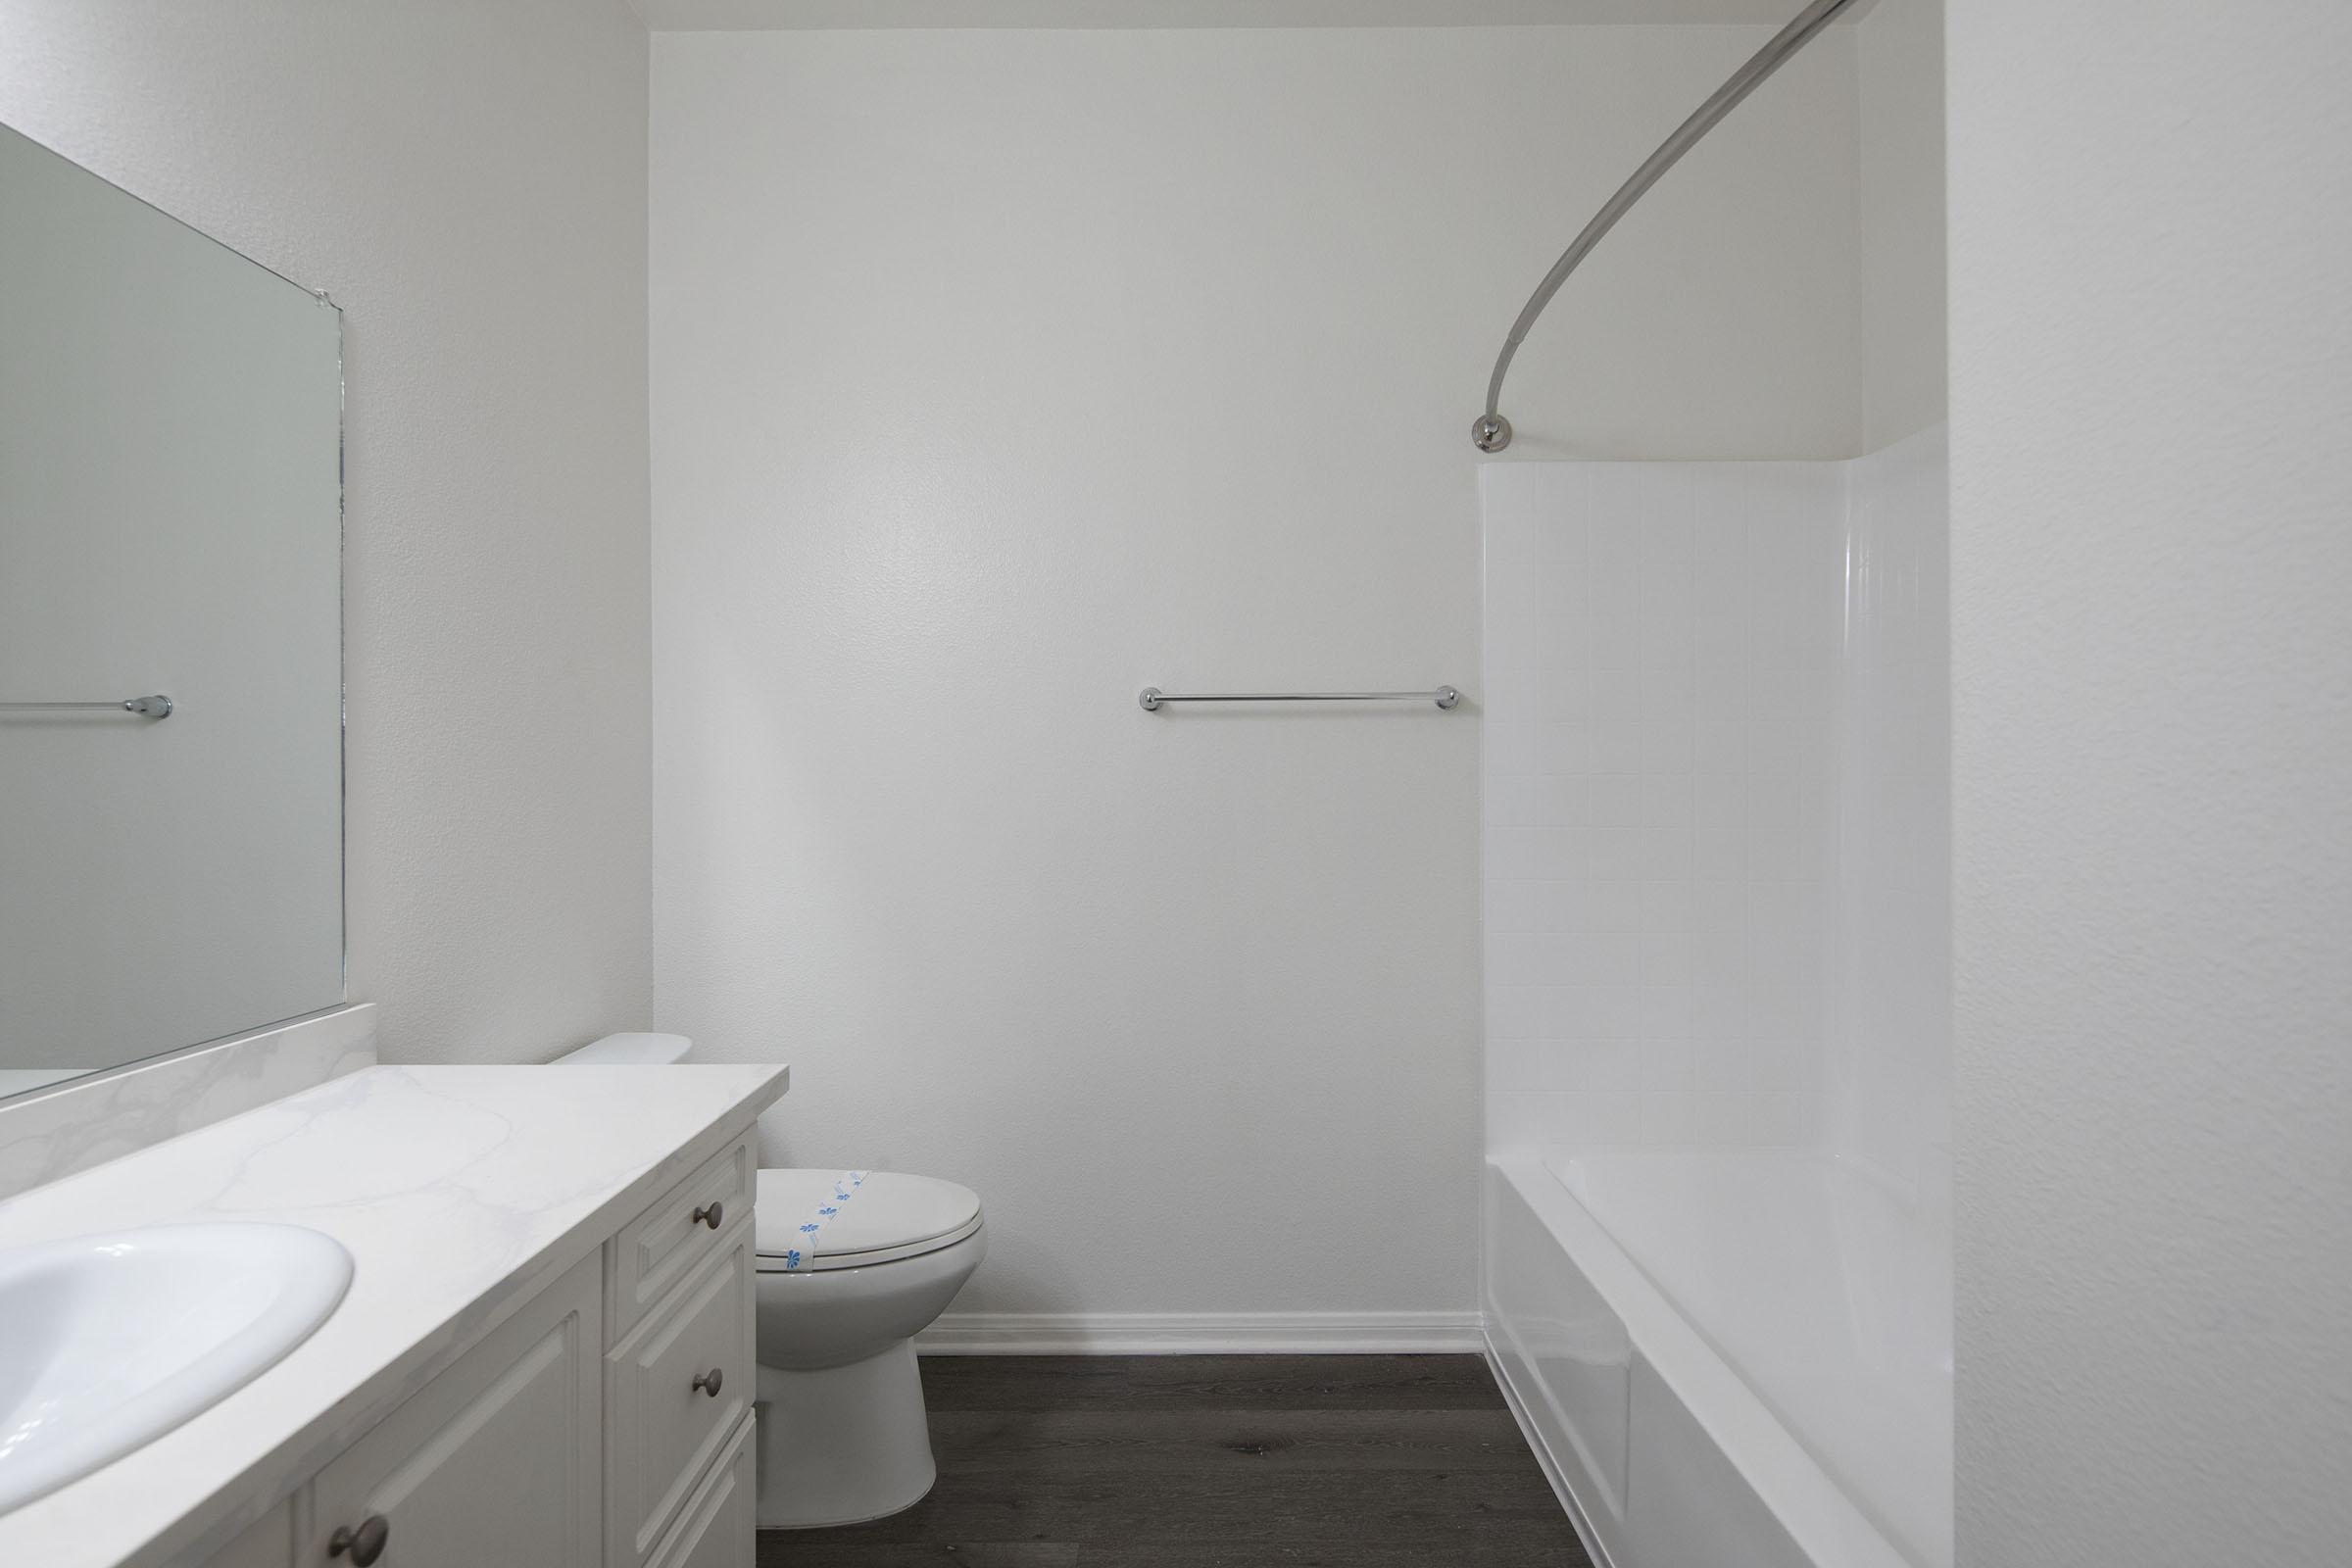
0 1 655 1063
1949 4 2352 1561
650 24 1861 1320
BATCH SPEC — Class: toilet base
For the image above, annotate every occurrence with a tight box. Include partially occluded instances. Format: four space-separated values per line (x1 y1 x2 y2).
755 1341 938 1528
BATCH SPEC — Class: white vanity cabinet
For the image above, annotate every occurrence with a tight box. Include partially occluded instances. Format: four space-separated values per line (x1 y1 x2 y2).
204 1136 759 1568
303 1251 603 1568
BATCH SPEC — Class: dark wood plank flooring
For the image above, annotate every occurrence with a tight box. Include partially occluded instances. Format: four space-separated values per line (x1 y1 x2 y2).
757 1355 1591 1568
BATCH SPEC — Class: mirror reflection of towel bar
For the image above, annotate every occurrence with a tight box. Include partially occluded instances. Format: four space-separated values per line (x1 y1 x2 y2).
1139 687 1459 711
0 695 173 717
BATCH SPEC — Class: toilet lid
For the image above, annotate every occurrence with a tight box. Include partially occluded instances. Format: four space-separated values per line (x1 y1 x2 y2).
754 1168 983 1272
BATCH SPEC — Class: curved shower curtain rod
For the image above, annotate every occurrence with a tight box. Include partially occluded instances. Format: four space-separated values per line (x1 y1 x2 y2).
1472 0 1866 453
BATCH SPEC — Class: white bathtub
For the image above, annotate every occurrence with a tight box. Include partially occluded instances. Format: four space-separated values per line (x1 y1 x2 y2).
1484 1152 1950 1568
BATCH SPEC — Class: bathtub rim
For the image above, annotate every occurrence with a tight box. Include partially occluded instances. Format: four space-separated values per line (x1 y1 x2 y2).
1486 1153 1919 1568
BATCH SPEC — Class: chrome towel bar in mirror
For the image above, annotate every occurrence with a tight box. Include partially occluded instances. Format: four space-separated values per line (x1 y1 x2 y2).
1139 687 1459 711
0 695 174 718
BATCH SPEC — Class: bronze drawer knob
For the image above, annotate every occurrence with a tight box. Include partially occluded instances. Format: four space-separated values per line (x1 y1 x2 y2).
328 1515 389 1565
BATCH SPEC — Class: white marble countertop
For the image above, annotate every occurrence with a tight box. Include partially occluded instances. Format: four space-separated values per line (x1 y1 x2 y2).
0 1062 790 1568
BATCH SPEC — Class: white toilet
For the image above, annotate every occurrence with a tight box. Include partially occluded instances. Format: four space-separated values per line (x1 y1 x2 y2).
553 1033 985 1529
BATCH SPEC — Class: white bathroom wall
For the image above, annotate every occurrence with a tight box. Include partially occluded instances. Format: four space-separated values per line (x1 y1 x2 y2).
0 0 655 1063
649 24 1863 1326
1948 3 2352 1561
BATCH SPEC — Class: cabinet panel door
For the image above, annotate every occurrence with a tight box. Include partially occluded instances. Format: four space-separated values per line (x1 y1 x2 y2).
305 1255 602 1568
648 1416 755 1568
201 1498 291 1568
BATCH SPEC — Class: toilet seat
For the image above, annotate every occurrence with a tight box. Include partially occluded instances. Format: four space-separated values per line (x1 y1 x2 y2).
754 1168 982 1272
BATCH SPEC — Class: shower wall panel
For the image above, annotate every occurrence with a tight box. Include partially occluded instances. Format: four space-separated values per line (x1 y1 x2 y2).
1483 429 1950 1180
1831 427 1952 1206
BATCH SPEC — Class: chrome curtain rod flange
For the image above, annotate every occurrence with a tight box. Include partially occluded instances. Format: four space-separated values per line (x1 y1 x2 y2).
1140 687 1461 711
1472 0 1864 452
0 694 173 717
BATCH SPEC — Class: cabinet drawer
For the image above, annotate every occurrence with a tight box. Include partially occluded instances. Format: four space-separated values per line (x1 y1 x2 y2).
608 1235 755 1564
648 1415 755 1568
611 1136 755 1336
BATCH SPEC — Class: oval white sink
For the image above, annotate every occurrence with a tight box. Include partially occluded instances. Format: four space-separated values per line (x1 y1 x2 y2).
0 1222 352 1513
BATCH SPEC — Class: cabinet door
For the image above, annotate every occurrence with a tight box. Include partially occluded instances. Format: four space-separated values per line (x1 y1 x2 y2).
648 1416 755 1568
202 1498 291 1568
304 1254 602 1568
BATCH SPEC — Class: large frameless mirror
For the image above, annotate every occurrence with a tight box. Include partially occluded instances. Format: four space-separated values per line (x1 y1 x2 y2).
0 122 343 1101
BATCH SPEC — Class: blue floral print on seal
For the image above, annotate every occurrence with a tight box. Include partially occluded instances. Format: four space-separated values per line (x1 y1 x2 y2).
779 1169 874 1271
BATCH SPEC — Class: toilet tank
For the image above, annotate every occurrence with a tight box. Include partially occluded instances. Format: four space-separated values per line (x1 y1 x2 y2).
551 1032 694 1066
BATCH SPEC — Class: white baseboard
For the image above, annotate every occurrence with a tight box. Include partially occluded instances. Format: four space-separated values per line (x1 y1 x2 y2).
915 1310 1484 1355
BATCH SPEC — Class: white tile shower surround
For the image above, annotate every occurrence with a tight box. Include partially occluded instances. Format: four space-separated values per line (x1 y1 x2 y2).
1480 425 1949 1190
1479 431 1952 1568
1829 431 1952 1204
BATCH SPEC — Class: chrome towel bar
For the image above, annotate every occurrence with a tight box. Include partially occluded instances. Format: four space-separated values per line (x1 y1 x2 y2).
1140 687 1460 711
0 695 173 717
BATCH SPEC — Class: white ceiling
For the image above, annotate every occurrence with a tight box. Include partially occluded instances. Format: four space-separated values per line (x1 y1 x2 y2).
627 0 1837 30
